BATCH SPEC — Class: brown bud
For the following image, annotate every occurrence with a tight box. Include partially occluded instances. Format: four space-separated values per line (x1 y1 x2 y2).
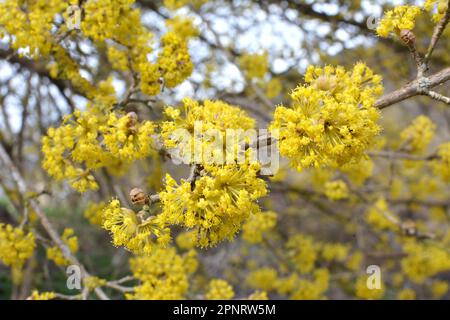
126 112 138 131
399 29 415 46
401 219 416 236
129 187 148 206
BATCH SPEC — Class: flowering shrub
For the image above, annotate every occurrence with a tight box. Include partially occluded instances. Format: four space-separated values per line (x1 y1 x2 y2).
0 0 449 301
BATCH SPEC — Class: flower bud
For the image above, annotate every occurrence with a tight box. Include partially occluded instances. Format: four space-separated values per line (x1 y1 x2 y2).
401 219 416 236
130 187 148 205
399 29 415 46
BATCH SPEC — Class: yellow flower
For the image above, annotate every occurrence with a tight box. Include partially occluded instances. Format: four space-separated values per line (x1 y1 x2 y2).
246 268 278 292
159 161 267 247
400 238 450 284
239 51 269 80
161 98 256 165
166 15 199 40
0 224 35 268
47 228 78 266
83 276 107 290
397 288 416 300
365 198 398 231
320 243 350 262
42 107 156 192
376 5 422 38
248 291 269 300
242 211 277 244
324 180 349 201
270 63 382 171
158 32 193 88
431 280 449 298
84 202 108 226
206 279 234 300
432 142 450 182
127 247 193 299
102 199 171 255
400 116 436 154
286 234 318 274
29 291 56 300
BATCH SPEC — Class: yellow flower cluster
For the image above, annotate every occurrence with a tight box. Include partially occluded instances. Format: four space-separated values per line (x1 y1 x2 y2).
102 112 156 162
401 238 450 284
286 234 318 274
397 288 416 300
157 32 194 89
47 228 79 266
84 202 108 226
83 276 107 291
127 247 194 299
102 199 171 255
161 98 255 164
0 0 66 58
431 280 449 298
324 180 349 201
424 0 449 23
239 52 269 80
166 16 199 40
400 116 436 154
264 78 283 98
160 162 268 247
248 291 269 300
246 267 278 292
247 268 329 299
365 198 398 231
82 0 141 42
0 224 35 268
205 279 235 300
289 269 329 300
242 211 277 244
320 243 350 262
42 108 155 192
176 231 198 250
376 5 422 38
29 291 56 300
270 63 382 171
432 142 450 181
355 275 385 299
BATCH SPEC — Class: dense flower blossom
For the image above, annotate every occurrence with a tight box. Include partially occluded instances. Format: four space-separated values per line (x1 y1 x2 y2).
400 238 450 284
239 52 269 80
270 63 382 171
42 107 155 192
102 199 171 255
242 211 277 243
84 202 108 226
400 116 436 154
0 224 35 268
127 247 194 299
324 180 349 201
161 98 256 165
205 279 235 300
376 5 422 38
159 162 268 247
